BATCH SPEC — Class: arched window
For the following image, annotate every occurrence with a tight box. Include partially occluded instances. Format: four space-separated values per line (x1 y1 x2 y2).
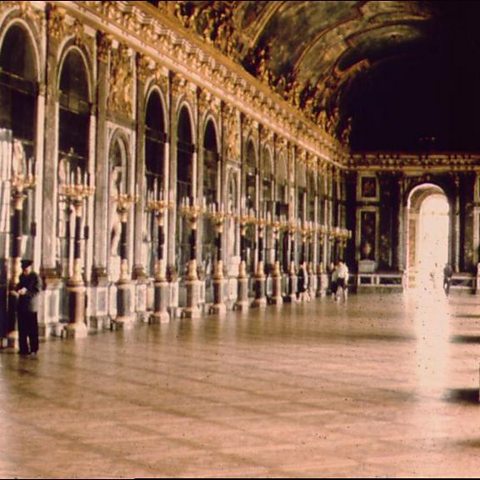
0 24 38 262
262 146 273 216
246 140 256 211
144 91 166 276
202 120 218 284
57 49 90 278
176 106 195 275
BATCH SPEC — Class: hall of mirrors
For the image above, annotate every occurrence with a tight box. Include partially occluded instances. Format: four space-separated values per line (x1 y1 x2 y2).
1 0 479 343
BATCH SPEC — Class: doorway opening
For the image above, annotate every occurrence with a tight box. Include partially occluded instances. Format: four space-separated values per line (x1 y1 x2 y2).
406 184 450 289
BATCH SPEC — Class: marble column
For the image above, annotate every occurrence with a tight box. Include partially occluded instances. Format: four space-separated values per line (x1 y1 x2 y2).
92 33 111 296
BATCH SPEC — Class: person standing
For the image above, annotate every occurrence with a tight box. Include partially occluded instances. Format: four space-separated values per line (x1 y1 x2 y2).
12 259 41 356
443 262 453 296
335 260 349 302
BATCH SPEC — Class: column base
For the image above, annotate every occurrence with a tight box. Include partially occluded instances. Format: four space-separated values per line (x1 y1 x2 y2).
234 275 249 311
149 311 170 324
111 315 135 330
181 306 201 319
270 274 283 305
251 296 267 308
209 303 227 315
64 321 88 339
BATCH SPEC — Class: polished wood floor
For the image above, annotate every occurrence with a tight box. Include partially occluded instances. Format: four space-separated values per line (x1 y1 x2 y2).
1 289 480 478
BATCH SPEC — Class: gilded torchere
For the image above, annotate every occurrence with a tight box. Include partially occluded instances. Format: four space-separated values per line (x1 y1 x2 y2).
285 220 299 303
113 193 137 328
147 194 172 323
234 210 256 311
207 203 228 315
316 224 328 297
179 197 204 318
270 218 286 305
252 215 267 308
59 175 95 338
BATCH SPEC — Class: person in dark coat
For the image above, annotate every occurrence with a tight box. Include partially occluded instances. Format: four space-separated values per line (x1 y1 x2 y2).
12 259 40 356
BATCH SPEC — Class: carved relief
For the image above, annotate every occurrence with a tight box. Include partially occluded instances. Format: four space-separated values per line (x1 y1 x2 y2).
0 1 44 30
224 105 240 162
137 53 153 84
108 43 133 117
171 73 195 107
48 4 67 42
97 32 112 64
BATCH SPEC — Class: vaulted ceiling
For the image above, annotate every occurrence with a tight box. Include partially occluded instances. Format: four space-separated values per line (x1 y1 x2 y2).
150 1 480 152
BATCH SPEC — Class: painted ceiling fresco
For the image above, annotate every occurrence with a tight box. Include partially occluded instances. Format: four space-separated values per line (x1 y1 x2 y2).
149 1 480 151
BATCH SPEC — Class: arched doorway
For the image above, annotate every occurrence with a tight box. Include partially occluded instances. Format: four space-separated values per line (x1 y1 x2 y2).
406 183 450 288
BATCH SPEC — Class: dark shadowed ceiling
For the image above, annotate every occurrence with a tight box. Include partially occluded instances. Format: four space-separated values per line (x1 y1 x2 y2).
149 1 480 152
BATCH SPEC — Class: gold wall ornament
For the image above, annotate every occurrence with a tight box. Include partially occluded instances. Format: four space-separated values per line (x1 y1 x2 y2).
48 4 67 42
108 43 133 117
153 69 169 95
137 53 153 84
97 31 112 64
0 1 44 29
171 73 196 108
224 106 240 161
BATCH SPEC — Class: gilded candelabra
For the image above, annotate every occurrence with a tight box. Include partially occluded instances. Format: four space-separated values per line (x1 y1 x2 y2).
179 197 205 281
207 205 228 279
59 176 95 338
60 182 96 284
114 193 137 282
147 198 172 281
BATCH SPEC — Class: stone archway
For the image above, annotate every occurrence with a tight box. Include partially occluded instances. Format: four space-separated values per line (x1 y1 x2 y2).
406 183 450 288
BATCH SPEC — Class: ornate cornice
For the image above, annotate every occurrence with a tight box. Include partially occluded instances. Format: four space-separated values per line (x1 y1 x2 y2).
349 153 480 173
62 1 347 169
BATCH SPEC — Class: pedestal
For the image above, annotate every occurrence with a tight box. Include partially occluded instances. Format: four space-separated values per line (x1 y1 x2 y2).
284 266 298 303
150 279 170 323
251 261 267 308
183 279 201 318
64 283 88 338
271 272 284 305
210 260 227 315
234 261 250 311
317 271 328 297
210 278 227 315
113 280 134 329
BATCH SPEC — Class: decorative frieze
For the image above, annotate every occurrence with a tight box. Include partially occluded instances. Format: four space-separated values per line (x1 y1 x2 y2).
349 153 480 172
